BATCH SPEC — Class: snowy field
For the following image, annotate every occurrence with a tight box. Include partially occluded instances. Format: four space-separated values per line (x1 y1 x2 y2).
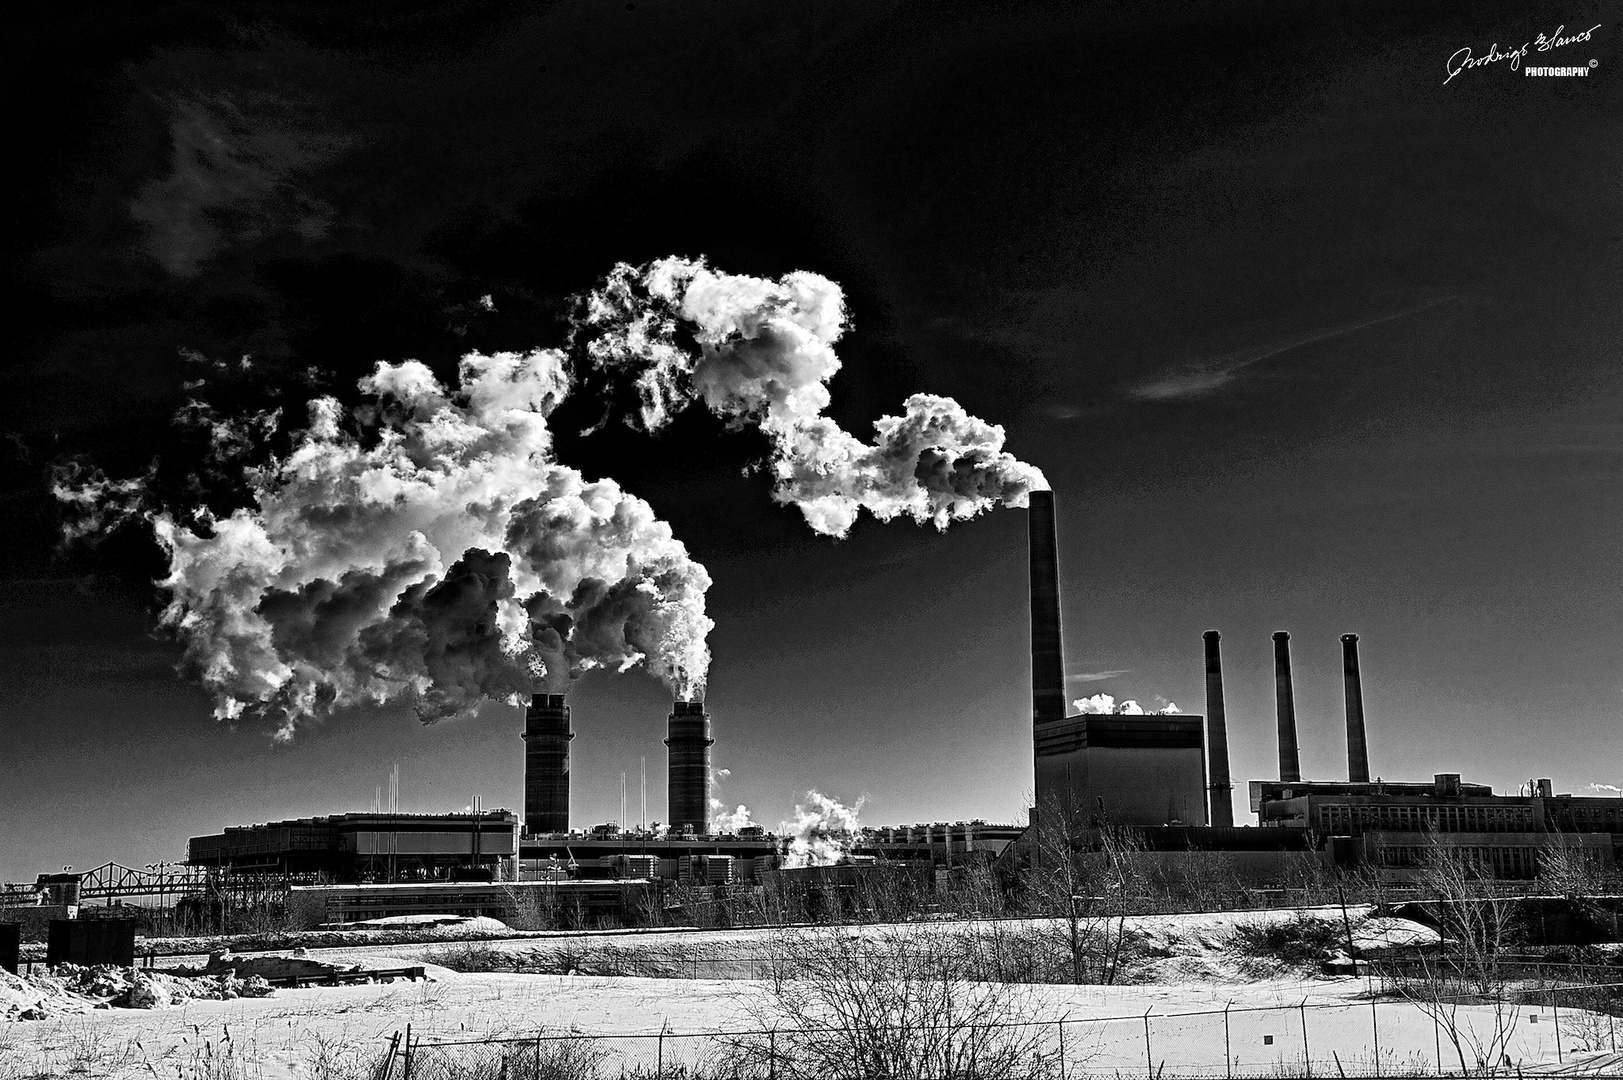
4 908 1619 1078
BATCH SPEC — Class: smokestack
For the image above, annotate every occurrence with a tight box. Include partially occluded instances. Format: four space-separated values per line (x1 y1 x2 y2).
1028 490 1066 728
666 700 713 834
1273 632 1301 782
523 693 574 835
1342 634 1370 783
1203 631 1234 827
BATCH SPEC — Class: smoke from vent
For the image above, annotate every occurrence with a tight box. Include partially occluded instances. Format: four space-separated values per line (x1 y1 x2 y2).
77 349 714 738
711 801 755 833
578 257 1048 537
780 790 863 868
1073 694 1181 715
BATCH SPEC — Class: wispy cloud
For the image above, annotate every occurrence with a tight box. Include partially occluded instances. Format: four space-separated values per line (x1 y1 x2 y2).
1129 295 1461 402
1067 669 1130 683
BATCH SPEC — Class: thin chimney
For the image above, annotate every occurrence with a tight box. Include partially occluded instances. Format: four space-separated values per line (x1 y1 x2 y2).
1273 632 1301 782
1203 631 1234 827
1342 634 1370 783
1027 490 1067 728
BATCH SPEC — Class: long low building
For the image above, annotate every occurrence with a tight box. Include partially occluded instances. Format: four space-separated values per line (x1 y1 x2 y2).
189 811 519 882
1250 775 1622 881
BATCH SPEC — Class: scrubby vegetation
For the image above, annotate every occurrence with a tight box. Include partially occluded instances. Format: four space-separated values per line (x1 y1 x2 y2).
1227 912 1348 974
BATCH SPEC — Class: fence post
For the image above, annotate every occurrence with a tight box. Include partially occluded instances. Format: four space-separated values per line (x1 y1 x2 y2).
769 1027 777 1080
534 1033 540 1077
1300 1000 1311 1079
1059 1020 1066 1080
402 1024 412 1080
658 1024 665 1079
1144 1008 1154 1079
1224 1002 1233 1079
1371 997 1380 1078
1551 989 1562 1064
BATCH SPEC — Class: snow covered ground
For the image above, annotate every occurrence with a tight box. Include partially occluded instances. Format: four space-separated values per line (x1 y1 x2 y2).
2 908 1617 1078
5 970 1612 1078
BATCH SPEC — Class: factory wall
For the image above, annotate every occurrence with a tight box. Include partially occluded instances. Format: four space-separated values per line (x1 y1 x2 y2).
1037 744 1208 828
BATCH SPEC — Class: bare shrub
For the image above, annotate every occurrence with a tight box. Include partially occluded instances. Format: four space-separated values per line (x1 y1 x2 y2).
722 928 1061 1079
1399 837 1521 1076
1535 835 1613 899
428 941 523 973
1228 913 1345 975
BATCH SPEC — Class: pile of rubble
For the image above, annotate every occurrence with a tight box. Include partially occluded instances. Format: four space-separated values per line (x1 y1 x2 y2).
1 964 274 1020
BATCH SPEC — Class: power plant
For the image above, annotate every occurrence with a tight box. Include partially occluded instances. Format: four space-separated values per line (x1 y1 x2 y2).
1024 489 1623 882
9 484 1623 930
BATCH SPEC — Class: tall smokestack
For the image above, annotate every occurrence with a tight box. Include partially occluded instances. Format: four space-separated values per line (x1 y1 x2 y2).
523 693 574 835
1203 631 1234 827
666 700 713 834
1028 490 1066 728
1273 632 1301 782
1342 634 1370 783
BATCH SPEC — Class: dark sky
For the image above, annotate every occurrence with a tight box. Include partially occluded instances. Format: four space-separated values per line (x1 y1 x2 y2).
3 0 1620 880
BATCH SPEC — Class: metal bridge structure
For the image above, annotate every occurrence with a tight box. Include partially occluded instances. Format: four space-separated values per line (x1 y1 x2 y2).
3 862 316 913
77 861 210 902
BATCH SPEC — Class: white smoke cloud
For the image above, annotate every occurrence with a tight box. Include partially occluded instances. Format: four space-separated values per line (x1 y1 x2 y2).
711 801 755 834
709 766 752 833
60 257 1047 739
114 348 713 738
1073 694 1181 715
1589 783 1623 795
579 257 1048 537
780 790 864 868
51 462 153 544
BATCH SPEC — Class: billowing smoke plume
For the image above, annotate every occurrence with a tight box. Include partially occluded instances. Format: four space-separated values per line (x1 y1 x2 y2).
780 790 864 868
712 802 755 834
60 257 1047 739
1589 783 1623 796
579 257 1048 537
94 349 713 738
1073 694 1181 715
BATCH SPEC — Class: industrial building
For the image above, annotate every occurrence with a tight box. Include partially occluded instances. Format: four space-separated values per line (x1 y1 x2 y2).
187 811 519 882
33 483 1617 919
1023 489 1623 883
1028 490 1208 831
1249 776 1621 880
1034 714 1209 827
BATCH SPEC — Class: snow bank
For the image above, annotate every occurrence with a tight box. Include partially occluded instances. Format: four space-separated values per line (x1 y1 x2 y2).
0 965 274 1020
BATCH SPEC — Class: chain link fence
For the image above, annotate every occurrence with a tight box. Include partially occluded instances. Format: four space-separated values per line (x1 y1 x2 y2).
373 985 1623 1079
